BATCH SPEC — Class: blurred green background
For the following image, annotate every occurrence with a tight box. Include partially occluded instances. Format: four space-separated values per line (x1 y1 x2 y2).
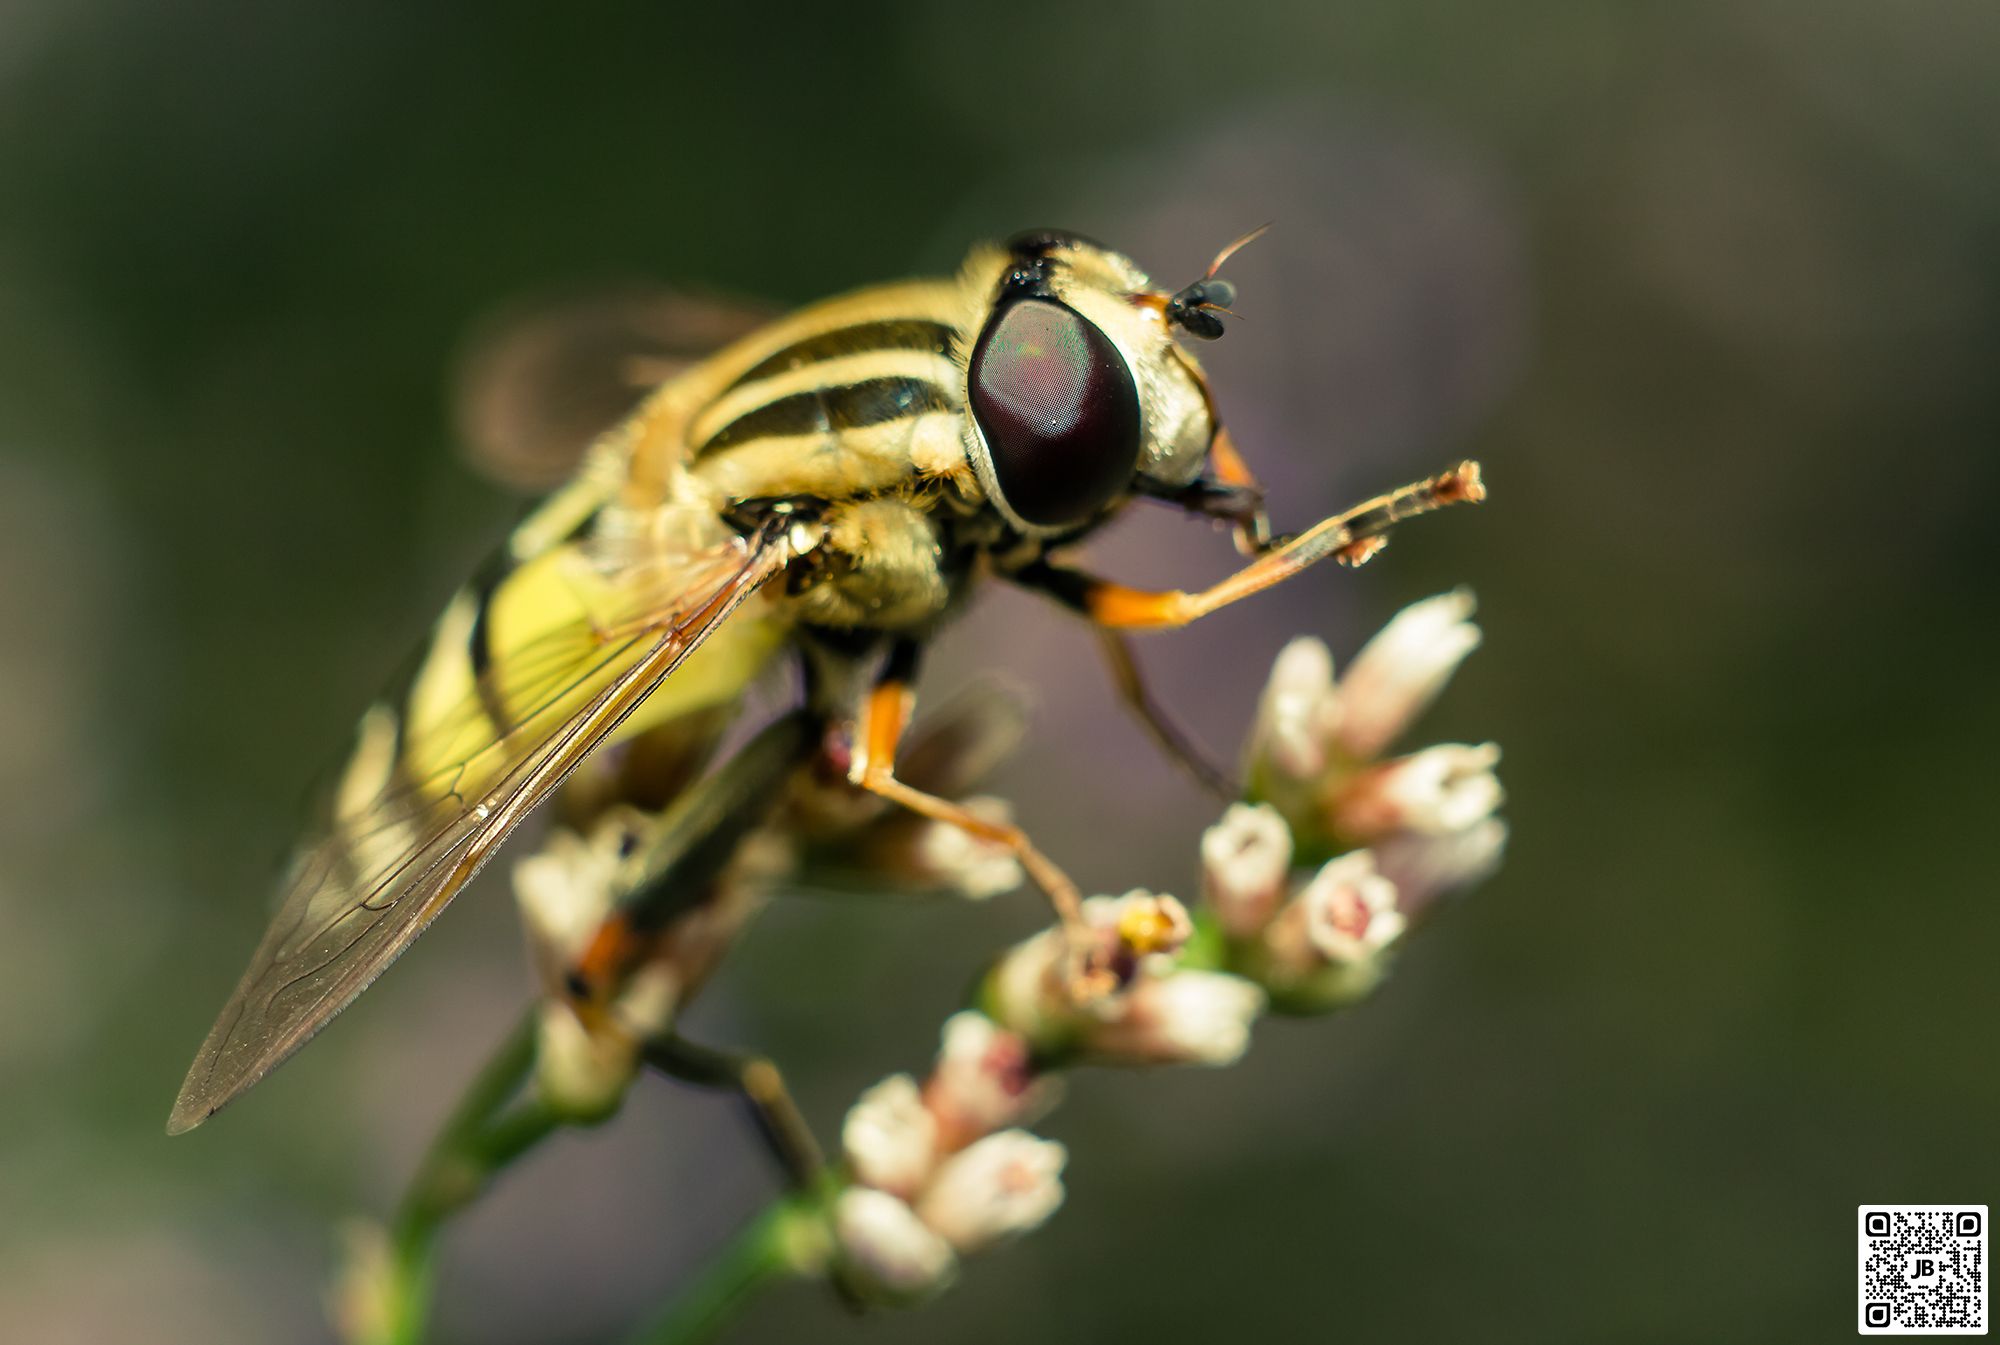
3 2 1997 1341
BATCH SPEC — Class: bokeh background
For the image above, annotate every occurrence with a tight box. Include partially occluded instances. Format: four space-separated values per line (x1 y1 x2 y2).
3 2 1997 1341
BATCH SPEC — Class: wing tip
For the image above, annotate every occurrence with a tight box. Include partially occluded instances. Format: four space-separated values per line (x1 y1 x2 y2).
168 1035 245 1136
165 1085 216 1135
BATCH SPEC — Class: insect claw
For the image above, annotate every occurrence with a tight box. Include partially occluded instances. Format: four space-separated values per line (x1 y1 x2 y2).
1335 536 1388 568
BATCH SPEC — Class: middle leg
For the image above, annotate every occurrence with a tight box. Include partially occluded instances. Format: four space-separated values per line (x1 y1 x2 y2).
846 638 1089 940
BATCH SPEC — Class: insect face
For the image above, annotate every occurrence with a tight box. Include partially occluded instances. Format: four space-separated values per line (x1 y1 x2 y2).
961 232 1217 535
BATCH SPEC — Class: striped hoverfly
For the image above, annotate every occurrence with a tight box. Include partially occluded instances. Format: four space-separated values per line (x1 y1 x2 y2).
169 229 1484 1134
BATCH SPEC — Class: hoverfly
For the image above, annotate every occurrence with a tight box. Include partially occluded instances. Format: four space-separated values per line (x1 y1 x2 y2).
169 229 1484 1134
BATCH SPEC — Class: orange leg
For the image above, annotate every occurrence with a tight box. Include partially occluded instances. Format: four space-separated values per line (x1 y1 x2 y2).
848 647 1087 937
1089 460 1485 629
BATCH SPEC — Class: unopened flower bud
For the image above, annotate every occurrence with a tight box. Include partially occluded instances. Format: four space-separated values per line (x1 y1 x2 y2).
842 1074 939 1199
1200 802 1295 937
925 1012 1061 1150
914 1130 1067 1253
1247 636 1342 780
1373 817 1508 919
1084 969 1265 1067
1331 742 1503 841
532 998 640 1122
874 796 1024 900
1332 589 1481 760
833 1188 957 1303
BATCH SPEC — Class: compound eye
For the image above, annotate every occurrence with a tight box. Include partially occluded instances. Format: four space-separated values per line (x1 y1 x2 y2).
968 298 1142 529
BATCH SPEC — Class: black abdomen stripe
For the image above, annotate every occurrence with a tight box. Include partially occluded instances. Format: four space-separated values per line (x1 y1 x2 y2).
727 319 954 390
696 376 957 456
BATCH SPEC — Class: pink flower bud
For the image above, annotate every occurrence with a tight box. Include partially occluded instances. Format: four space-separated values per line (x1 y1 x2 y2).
1200 802 1294 937
1247 637 1342 780
1083 970 1266 1067
924 1012 1061 1152
842 1074 939 1199
1373 818 1508 919
1332 589 1482 760
1331 743 1503 841
833 1188 957 1302
914 1130 1067 1253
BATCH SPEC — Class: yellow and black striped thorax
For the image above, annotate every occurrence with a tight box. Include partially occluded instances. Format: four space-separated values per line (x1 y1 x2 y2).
672 280 980 507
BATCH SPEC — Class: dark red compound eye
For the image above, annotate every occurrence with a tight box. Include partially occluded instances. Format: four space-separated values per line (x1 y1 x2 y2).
968 297 1141 529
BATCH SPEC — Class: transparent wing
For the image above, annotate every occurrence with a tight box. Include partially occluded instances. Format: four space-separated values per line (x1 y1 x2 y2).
169 523 791 1133
452 286 780 492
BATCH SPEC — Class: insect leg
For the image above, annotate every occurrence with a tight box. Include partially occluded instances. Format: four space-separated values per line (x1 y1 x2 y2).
645 1035 824 1190
566 710 816 1008
847 639 1088 937
1039 460 1485 630
1093 628 1237 799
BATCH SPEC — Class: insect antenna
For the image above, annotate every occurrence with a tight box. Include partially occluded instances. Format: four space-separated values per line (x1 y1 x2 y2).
1164 223 1272 340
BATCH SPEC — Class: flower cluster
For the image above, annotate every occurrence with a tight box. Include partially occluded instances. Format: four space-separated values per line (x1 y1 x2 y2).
1245 590 1506 914
831 590 1506 1294
831 888 1265 1298
513 808 752 1120
510 693 1033 1121
833 1012 1065 1301
507 590 1505 1325
982 890 1266 1065
1209 590 1507 1010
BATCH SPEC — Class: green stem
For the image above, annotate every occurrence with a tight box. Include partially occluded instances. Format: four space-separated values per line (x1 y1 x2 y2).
623 1197 825 1345
369 1014 559 1345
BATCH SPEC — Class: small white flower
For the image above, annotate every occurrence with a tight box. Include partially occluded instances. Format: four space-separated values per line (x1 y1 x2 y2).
984 891 1195 1050
1086 970 1266 1067
833 1188 958 1302
925 1012 1061 1150
1086 889 1194 959
901 796 1024 900
513 809 757 1119
513 820 633 986
1247 636 1342 780
1295 851 1406 964
843 1074 939 1199
532 997 640 1121
984 922 1068 1048
914 1130 1067 1253
1254 850 1411 1009
1072 890 1195 1003
1373 817 1508 918
1200 802 1295 938
1332 588 1482 760
1333 742 1504 840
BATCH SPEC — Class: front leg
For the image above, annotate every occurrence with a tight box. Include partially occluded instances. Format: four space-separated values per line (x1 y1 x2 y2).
1027 460 1484 630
